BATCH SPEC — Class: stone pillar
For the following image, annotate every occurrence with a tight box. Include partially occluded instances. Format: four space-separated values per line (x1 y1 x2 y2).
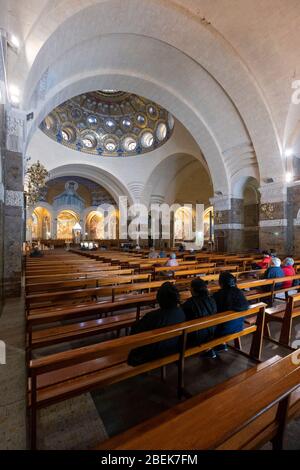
0 105 5 311
149 194 165 249
210 196 244 252
287 182 300 256
259 183 288 255
3 108 25 297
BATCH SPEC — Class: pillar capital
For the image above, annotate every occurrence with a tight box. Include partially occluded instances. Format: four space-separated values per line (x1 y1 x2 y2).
209 194 232 211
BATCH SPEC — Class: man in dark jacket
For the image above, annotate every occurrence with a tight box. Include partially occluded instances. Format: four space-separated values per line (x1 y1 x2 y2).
182 278 217 346
213 272 249 352
127 282 185 366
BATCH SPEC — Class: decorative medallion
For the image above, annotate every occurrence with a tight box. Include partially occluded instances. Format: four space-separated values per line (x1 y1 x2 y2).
260 203 275 219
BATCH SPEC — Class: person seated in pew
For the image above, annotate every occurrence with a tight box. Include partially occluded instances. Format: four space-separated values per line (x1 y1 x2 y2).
166 253 179 267
178 243 185 253
264 257 284 290
182 279 217 347
29 245 44 257
212 272 249 353
148 246 159 259
252 250 271 270
127 282 185 366
282 257 296 289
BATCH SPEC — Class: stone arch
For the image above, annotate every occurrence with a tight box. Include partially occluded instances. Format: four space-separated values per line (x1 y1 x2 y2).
48 164 133 206
21 0 283 189
143 153 213 207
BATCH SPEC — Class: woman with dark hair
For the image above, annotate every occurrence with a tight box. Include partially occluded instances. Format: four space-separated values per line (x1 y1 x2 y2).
182 279 217 347
213 272 249 351
127 282 185 366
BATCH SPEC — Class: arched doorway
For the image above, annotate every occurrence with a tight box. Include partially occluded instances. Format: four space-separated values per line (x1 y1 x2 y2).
57 210 79 239
243 179 260 250
86 209 117 240
174 207 193 242
29 207 51 240
86 211 104 240
204 206 214 246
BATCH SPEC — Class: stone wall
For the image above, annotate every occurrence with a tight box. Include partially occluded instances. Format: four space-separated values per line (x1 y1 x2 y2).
0 105 4 313
3 115 24 297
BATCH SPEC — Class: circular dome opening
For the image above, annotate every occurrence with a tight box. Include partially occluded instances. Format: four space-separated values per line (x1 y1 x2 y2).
104 137 118 152
141 131 154 148
82 133 97 148
123 136 137 152
156 122 167 141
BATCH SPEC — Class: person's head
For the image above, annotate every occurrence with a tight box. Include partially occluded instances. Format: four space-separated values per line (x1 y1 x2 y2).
191 278 209 297
271 257 281 267
156 282 180 309
219 272 237 289
284 257 294 267
270 249 277 257
262 250 270 257
170 253 176 259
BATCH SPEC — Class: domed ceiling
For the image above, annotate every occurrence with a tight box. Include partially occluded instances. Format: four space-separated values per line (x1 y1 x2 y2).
40 90 175 157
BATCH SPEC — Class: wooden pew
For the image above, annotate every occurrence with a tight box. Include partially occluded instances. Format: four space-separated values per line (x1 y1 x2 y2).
26 280 175 310
265 292 300 347
27 302 265 449
26 277 280 354
26 273 151 294
96 352 300 450
25 267 130 283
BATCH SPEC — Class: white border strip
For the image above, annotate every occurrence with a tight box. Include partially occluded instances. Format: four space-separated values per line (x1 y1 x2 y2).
214 223 244 230
259 219 287 227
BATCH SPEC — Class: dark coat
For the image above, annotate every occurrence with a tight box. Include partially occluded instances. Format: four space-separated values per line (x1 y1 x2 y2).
213 287 249 336
182 295 217 346
127 306 185 366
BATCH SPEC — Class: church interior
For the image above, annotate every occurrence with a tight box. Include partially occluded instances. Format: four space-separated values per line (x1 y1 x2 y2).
0 0 300 453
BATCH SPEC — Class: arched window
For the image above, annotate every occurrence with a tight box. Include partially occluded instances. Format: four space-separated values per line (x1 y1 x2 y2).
174 207 193 241
57 210 79 239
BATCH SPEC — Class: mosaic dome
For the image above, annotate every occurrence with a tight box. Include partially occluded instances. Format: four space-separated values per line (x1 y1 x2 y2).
40 90 175 157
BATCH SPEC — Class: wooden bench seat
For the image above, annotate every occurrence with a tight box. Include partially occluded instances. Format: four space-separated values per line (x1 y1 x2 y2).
96 352 300 450
26 279 174 310
30 312 138 349
266 292 300 346
26 273 151 294
25 267 130 283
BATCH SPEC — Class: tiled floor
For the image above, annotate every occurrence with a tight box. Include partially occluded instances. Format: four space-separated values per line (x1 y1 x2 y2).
0 297 27 449
0 297 299 449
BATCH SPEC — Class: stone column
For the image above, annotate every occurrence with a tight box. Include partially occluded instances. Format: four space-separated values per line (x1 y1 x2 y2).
286 182 300 256
0 104 5 311
259 183 288 255
210 196 244 252
3 108 25 297
149 194 165 249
